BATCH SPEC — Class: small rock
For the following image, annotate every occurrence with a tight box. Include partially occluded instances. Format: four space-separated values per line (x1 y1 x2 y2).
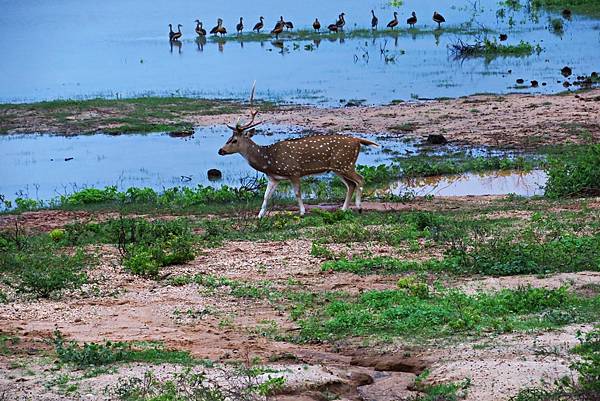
207 169 222 181
563 81 571 88
499 33 508 41
531 80 539 87
426 134 447 145
561 66 572 77
516 78 525 84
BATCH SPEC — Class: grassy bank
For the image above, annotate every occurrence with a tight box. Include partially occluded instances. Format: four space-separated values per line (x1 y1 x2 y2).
0 97 277 135
202 24 494 44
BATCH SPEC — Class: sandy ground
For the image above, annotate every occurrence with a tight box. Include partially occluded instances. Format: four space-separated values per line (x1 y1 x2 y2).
1 90 599 149
200 90 600 149
1 197 599 400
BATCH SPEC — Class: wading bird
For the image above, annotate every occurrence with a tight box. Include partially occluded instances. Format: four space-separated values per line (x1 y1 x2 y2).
327 22 339 33
271 17 284 38
253 16 264 33
171 24 182 41
433 11 445 28
313 18 321 32
407 11 417 28
236 17 244 34
336 13 346 30
218 83 378 218
195 20 206 36
371 10 378 30
284 19 294 31
387 12 399 29
210 18 223 35
168 24 175 40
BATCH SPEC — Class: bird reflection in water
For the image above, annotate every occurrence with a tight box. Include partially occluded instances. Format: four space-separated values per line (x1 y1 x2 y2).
169 40 182 54
196 36 206 51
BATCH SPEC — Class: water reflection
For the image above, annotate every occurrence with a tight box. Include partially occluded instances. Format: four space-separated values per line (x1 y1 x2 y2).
381 170 546 197
169 40 182 54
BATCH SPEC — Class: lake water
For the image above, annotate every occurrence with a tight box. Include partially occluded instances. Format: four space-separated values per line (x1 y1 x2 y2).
0 128 544 202
0 0 598 105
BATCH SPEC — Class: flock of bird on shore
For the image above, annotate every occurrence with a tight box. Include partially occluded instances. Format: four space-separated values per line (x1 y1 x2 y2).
168 10 446 41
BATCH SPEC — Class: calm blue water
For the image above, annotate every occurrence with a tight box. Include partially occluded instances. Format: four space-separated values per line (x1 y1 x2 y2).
0 0 598 105
0 126 421 201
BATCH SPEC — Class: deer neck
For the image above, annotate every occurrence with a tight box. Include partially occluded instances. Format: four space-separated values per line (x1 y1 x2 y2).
239 139 270 173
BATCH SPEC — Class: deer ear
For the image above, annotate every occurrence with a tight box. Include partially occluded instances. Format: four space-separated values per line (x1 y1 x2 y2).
244 128 256 138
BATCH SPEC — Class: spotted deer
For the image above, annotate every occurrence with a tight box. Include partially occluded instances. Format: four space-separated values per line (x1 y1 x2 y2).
218 84 378 218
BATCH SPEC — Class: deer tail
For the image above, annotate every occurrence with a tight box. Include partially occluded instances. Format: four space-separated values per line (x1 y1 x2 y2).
357 138 379 147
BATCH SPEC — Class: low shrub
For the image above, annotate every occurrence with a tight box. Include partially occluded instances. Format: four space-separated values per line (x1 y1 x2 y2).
544 145 600 198
53 331 198 367
1 231 90 298
296 286 597 341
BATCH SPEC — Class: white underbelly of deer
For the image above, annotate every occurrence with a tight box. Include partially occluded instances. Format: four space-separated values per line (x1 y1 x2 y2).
217 83 378 217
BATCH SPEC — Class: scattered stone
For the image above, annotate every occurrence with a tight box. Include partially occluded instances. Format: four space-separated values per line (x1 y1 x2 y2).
563 81 571 88
207 168 223 181
425 134 448 145
516 78 525 84
499 33 508 41
64 157 73 161
542 82 547 86
531 80 539 87
561 66 572 77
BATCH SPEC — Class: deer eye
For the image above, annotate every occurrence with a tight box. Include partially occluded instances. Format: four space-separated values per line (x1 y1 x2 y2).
232 139 238 144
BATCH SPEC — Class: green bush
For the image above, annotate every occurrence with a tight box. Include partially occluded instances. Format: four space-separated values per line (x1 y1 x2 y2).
123 247 160 278
296 286 596 341
13 249 89 298
49 228 66 242
545 145 600 198
53 330 198 368
62 218 196 277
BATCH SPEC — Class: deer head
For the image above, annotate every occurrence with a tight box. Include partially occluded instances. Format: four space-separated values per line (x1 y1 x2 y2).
218 82 262 155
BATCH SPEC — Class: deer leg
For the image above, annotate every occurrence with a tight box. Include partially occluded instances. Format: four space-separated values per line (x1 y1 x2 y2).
258 177 279 218
290 177 305 216
335 173 356 210
344 171 365 211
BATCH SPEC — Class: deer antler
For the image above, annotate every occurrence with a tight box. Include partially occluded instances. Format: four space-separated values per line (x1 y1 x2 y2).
228 81 262 131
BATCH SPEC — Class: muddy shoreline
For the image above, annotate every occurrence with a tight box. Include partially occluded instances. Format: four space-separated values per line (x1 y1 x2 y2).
1 89 599 149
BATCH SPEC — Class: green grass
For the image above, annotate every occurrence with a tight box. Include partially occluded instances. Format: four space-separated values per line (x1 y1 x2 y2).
0 230 90 298
53 330 209 368
203 25 495 44
321 231 600 277
544 144 600 198
0 96 277 134
295 286 600 341
532 0 600 18
451 39 542 60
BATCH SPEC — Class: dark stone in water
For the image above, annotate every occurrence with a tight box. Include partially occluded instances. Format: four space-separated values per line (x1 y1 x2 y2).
64 157 73 161
168 129 194 138
561 66 572 77
207 168 223 181
563 81 571 88
542 82 547 86
507 69 512 74
516 78 524 84
531 80 539 87
499 33 508 41
426 134 447 145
